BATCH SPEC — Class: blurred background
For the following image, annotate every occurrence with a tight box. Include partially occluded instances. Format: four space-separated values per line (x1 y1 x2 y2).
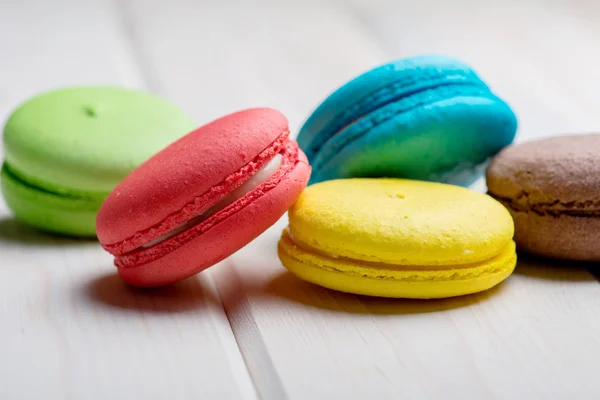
2 0 599 143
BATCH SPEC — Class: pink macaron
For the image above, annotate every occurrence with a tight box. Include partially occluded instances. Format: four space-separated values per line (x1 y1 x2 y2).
96 108 311 287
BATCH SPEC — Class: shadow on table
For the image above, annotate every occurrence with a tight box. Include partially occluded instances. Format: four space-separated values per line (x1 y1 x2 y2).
514 252 599 282
0 217 96 247
260 271 507 315
85 272 214 313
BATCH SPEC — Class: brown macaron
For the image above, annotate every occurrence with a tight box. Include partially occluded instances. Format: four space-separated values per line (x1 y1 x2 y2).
486 133 600 261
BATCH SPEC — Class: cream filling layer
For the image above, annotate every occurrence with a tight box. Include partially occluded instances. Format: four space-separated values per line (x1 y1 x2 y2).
284 228 510 271
281 229 516 282
140 154 283 250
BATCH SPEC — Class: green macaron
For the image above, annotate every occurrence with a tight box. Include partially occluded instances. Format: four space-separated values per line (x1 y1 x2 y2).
1 86 196 237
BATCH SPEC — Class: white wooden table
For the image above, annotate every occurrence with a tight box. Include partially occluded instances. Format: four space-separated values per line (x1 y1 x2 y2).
2 1 600 398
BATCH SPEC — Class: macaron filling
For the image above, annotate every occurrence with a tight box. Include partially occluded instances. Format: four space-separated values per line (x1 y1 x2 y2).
281 228 515 278
140 154 283 249
1 162 106 202
488 192 600 217
107 139 303 268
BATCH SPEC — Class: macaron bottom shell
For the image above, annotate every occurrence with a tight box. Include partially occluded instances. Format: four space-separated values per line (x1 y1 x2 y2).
500 204 600 262
1 164 100 237
278 230 516 299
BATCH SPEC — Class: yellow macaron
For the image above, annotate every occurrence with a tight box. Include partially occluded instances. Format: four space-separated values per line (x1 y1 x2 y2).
277 178 516 298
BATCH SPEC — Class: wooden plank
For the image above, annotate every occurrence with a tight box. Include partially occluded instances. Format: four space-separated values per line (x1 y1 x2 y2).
0 1 255 399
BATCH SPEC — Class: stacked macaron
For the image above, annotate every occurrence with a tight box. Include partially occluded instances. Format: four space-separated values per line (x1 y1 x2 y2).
2 54 525 299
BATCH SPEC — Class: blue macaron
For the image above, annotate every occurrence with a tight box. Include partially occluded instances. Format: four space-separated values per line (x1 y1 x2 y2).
297 55 518 186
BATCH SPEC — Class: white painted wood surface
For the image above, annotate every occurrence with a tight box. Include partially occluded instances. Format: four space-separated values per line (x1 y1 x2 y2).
2 0 600 399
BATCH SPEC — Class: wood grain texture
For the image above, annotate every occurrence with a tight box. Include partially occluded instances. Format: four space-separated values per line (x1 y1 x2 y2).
123 0 600 399
0 1 255 399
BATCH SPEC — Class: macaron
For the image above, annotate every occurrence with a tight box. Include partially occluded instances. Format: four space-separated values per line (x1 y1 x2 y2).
1 86 195 237
277 178 516 299
96 108 310 287
297 55 518 186
486 133 600 261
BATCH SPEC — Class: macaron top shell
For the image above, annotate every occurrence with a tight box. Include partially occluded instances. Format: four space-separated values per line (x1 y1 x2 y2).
288 178 514 266
486 133 600 206
96 108 292 248
3 86 195 195
298 55 489 159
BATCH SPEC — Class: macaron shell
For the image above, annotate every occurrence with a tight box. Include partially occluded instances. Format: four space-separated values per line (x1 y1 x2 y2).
117 156 310 287
288 179 514 266
278 232 516 299
309 85 517 186
298 55 488 157
1 165 99 236
486 133 600 205
3 86 196 194
503 206 600 261
96 108 290 246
